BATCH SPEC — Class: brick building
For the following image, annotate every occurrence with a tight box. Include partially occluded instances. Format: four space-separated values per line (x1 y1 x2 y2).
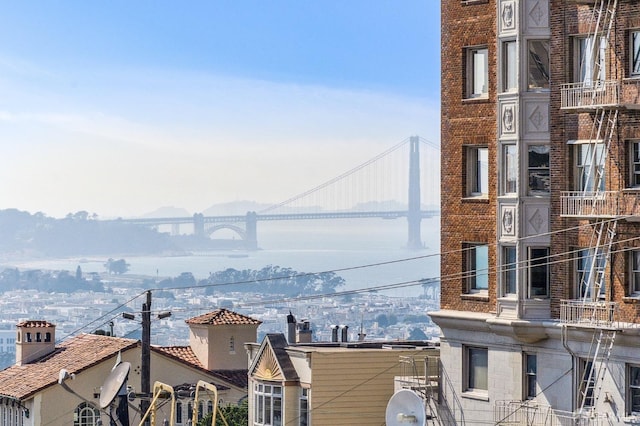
431 0 640 423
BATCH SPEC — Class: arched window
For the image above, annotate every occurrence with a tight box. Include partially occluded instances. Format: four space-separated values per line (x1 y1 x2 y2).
74 402 100 426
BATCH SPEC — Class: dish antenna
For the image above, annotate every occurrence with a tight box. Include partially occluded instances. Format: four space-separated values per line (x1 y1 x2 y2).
99 361 131 409
385 389 426 426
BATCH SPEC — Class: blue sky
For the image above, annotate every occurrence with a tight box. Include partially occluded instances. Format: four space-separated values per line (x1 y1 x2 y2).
0 1 440 218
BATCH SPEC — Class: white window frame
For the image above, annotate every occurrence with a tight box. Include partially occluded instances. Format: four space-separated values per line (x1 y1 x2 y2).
631 30 640 76
254 383 282 426
630 140 640 187
466 146 489 197
464 243 489 293
528 247 549 298
466 46 489 98
628 364 640 415
528 145 550 195
502 144 517 195
577 358 595 409
299 388 309 426
464 346 488 394
572 141 605 192
502 246 517 297
630 250 640 297
502 40 517 92
576 248 605 300
524 353 537 400
74 402 101 426
575 35 607 87
527 39 550 91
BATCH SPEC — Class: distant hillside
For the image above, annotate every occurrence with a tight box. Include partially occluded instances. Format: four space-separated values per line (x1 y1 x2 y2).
142 206 191 218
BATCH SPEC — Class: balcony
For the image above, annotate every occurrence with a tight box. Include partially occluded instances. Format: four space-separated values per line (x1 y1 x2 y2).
494 401 609 425
561 79 640 111
560 191 640 219
560 300 618 328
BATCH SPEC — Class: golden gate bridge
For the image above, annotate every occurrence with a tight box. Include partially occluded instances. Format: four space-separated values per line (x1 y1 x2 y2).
116 136 440 249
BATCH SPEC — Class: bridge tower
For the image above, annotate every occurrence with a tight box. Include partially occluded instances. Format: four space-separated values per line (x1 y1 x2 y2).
245 211 258 250
407 135 422 249
193 213 205 238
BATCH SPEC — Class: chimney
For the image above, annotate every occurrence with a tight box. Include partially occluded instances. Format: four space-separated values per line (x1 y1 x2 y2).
331 325 339 342
287 311 297 344
340 325 349 342
16 320 56 366
296 320 312 344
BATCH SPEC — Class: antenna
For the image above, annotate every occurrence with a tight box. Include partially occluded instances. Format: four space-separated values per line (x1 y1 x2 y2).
385 389 426 426
99 361 131 409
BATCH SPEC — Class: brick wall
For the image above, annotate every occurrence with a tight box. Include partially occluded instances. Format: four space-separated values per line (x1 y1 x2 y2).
441 0 497 312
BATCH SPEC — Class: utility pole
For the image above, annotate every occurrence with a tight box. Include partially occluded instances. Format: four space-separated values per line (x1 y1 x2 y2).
141 290 151 424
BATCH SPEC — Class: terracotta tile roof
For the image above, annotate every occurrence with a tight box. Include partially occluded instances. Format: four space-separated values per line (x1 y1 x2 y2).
0 334 138 400
185 309 262 326
16 320 55 328
153 346 248 389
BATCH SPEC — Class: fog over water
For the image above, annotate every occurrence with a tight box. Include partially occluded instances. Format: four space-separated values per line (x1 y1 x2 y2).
10 217 440 298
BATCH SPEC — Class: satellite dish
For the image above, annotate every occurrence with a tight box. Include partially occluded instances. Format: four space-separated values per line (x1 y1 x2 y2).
99 361 131 409
385 389 426 426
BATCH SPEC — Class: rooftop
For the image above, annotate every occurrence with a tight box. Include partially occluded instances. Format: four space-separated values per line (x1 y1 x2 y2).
185 308 262 326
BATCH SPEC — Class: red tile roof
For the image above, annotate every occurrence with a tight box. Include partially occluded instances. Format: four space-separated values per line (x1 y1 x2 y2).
185 309 262 326
153 346 248 389
0 334 138 400
16 320 55 328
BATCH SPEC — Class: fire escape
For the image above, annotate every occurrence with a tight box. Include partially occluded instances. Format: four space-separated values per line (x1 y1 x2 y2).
560 0 619 422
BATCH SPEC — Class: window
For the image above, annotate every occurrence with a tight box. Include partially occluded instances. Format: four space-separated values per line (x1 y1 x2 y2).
577 248 605 300
74 402 101 426
466 47 489 98
575 36 606 86
575 143 605 192
503 144 517 195
528 247 549 298
630 141 640 187
632 31 640 76
229 336 235 354
528 40 550 90
502 246 517 296
465 347 488 392
465 243 489 292
466 146 489 197
36 332 41 342
176 402 183 424
25 333 31 343
630 250 640 296
503 40 517 92
578 359 595 408
528 145 550 195
628 365 640 415
45 332 51 342
254 383 282 426
525 354 537 399
299 388 309 426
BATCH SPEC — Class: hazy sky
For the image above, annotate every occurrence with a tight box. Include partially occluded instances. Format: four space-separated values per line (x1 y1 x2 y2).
0 1 440 218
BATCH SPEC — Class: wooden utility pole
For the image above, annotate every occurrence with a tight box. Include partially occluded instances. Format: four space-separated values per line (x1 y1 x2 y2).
141 290 151 424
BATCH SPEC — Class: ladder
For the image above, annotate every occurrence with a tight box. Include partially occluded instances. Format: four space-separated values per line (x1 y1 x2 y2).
581 0 617 90
578 329 617 413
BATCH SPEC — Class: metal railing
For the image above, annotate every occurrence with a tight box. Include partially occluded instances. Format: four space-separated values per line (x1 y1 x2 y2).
560 191 640 218
494 400 610 425
561 79 640 110
560 300 618 327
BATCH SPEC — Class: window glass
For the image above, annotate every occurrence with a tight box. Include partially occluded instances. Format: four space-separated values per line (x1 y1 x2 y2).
577 248 605 299
631 141 640 187
529 248 549 297
525 354 537 399
465 244 489 291
467 47 489 98
629 365 640 414
577 36 606 86
254 383 283 426
468 147 489 196
299 388 309 426
528 145 550 194
631 251 640 295
467 347 488 391
528 40 550 90
579 360 595 408
503 144 517 194
503 246 517 295
633 31 640 76
503 41 517 92
576 143 605 192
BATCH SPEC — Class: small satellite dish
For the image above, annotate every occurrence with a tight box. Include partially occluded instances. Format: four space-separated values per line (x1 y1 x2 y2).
385 389 426 426
99 362 131 409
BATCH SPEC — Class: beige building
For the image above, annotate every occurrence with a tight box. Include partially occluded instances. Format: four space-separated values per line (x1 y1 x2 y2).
246 332 438 426
0 308 261 426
